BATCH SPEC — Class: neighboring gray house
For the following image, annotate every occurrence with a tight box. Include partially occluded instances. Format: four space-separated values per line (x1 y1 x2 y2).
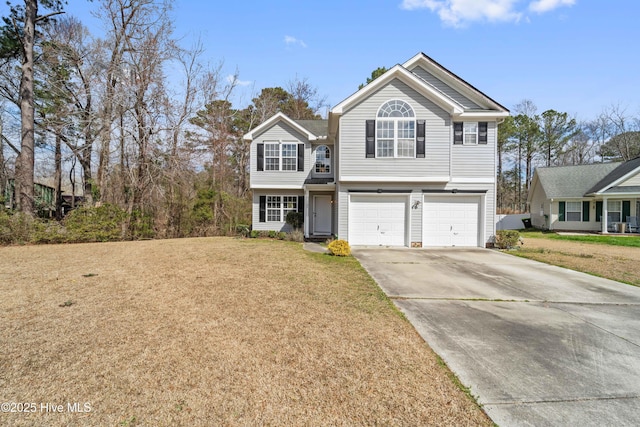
528 157 640 232
244 53 509 247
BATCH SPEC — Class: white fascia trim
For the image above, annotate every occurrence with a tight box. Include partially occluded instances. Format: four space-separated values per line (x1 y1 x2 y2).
340 176 450 183
331 65 464 116
450 177 495 184
251 185 304 190
243 112 317 141
455 111 510 120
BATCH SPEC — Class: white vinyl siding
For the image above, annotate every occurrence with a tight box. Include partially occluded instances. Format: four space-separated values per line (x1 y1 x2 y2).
407 65 482 109
250 122 309 189
338 79 450 179
451 121 497 180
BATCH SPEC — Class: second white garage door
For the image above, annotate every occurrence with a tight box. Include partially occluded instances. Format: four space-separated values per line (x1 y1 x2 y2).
423 196 480 247
349 195 407 246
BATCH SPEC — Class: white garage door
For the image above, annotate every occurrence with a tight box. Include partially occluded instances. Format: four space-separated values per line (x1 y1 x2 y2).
349 195 407 246
423 196 480 247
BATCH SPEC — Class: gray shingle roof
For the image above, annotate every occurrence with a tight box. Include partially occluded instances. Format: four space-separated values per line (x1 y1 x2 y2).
535 162 621 198
294 120 328 138
585 156 640 194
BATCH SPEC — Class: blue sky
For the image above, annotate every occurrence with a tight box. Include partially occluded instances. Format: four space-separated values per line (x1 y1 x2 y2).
5 0 640 121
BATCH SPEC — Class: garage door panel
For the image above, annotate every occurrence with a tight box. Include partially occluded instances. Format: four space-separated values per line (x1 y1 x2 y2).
349 196 407 246
423 196 480 247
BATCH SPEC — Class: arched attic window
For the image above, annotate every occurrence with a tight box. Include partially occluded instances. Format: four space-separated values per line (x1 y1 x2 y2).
376 100 415 158
315 145 331 174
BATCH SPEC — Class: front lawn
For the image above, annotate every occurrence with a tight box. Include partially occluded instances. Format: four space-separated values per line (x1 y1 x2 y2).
519 229 640 247
0 238 490 426
513 231 640 286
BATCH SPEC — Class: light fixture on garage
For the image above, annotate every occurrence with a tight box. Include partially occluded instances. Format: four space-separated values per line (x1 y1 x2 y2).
412 200 421 209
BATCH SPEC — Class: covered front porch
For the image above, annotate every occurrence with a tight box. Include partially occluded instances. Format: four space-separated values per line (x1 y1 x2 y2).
598 197 640 234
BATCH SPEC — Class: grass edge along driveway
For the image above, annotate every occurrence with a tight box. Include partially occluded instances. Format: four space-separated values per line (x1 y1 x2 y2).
511 231 640 286
0 237 491 426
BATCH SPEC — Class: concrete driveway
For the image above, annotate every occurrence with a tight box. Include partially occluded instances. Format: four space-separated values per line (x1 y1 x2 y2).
352 248 640 427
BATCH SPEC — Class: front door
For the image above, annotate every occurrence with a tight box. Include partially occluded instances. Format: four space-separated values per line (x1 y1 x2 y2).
313 195 332 235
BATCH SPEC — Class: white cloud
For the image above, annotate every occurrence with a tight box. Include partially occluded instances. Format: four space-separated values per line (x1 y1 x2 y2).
401 0 521 26
226 75 252 87
401 0 575 26
284 35 307 48
529 0 575 13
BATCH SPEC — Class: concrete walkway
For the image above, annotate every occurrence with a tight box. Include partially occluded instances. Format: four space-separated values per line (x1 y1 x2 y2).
352 247 640 427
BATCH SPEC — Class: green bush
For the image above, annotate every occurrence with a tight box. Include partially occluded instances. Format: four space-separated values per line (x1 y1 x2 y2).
285 211 304 230
236 224 250 237
495 230 521 249
0 211 37 244
250 229 259 238
327 239 351 256
63 204 127 242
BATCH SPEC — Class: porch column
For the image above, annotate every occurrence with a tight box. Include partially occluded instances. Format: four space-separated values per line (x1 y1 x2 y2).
602 197 608 234
304 189 309 238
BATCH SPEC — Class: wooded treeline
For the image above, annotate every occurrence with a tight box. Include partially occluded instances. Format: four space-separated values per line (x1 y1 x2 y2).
2 1 640 239
497 100 640 213
0 0 324 238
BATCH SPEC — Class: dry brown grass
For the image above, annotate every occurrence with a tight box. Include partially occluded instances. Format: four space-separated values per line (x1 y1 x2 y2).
0 237 490 426
518 237 640 286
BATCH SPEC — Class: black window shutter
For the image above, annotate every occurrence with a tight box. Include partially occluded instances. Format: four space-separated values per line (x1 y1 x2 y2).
478 122 488 144
257 144 264 171
297 144 304 171
582 201 590 222
559 201 566 222
297 196 304 215
596 201 602 222
623 200 631 222
259 196 266 222
416 120 425 158
365 120 375 158
453 122 463 145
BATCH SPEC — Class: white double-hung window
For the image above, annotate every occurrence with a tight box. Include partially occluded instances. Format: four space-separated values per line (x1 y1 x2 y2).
264 142 297 171
376 100 415 158
565 202 582 221
265 195 298 222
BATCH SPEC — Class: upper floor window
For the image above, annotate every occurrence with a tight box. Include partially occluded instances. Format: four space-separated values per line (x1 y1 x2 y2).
315 145 331 174
376 100 415 158
454 122 488 145
264 142 298 171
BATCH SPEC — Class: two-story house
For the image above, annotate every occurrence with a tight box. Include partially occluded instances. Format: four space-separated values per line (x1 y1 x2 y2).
244 53 509 247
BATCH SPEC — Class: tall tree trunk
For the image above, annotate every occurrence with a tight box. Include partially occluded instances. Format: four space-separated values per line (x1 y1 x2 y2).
54 132 62 219
17 0 38 215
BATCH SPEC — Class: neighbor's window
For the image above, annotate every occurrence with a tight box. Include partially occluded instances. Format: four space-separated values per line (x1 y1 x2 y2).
376 100 415 158
315 145 331 174
608 200 622 222
566 201 582 221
